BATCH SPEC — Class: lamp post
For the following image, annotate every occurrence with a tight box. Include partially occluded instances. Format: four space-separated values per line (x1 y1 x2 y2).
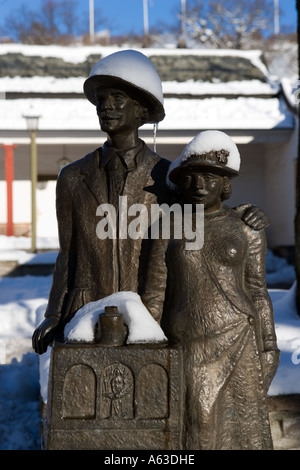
23 113 40 253
181 0 187 44
89 0 95 43
143 0 149 37
274 0 280 35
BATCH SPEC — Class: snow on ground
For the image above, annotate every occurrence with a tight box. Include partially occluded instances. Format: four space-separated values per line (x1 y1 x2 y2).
0 274 52 450
0 235 59 253
269 283 300 395
0 237 299 449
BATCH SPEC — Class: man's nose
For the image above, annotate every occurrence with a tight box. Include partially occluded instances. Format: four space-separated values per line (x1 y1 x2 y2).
97 95 113 113
102 95 113 109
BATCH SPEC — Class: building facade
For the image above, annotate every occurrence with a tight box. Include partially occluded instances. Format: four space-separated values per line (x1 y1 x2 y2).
0 45 297 249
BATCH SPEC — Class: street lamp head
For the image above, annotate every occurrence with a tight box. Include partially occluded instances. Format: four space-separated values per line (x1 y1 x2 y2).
23 114 40 133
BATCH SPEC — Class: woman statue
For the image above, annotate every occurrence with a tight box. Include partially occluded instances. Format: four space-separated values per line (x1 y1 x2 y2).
142 130 280 450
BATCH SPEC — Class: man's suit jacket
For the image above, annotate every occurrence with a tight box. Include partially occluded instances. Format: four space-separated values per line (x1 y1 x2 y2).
44 139 171 328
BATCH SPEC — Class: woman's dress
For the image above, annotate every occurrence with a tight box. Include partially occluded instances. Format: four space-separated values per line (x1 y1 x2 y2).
143 205 278 450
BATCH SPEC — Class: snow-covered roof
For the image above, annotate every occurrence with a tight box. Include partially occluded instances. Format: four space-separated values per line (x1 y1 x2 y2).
0 76 279 96
0 43 270 69
0 44 295 132
0 44 278 94
0 95 293 131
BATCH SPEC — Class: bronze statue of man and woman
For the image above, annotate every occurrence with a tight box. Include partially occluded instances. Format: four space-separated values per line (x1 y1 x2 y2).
32 50 279 450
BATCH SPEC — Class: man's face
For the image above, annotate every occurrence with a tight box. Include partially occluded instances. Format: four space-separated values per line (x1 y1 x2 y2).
96 88 143 135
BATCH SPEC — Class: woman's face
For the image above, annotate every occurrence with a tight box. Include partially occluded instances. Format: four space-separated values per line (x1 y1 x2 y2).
178 170 225 213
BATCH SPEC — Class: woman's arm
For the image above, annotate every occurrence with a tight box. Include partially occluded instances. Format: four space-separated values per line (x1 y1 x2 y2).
245 228 280 390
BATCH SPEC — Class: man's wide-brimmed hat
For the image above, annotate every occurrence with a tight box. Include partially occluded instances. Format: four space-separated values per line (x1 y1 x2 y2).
167 130 241 189
84 49 165 124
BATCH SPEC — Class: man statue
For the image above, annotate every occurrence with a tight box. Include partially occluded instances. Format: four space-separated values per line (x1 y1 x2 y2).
32 50 268 355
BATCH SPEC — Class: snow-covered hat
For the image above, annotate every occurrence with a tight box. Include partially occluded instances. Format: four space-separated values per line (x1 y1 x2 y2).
84 49 165 123
167 130 240 189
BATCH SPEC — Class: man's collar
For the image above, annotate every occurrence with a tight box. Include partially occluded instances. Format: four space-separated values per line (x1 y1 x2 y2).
100 139 144 171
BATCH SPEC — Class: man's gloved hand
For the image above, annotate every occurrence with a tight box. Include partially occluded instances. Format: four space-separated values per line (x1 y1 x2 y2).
235 203 270 231
32 316 60 355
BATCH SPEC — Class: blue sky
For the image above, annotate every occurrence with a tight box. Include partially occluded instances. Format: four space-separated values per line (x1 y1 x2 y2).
0 0 298 37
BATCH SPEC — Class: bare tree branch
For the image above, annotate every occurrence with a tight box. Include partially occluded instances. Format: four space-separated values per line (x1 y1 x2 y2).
183 0 273 49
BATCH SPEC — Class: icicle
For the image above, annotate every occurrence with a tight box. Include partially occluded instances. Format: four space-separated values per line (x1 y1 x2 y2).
153 122 158 153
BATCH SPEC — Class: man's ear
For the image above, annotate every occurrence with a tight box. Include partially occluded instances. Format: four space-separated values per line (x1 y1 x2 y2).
134 101 149 124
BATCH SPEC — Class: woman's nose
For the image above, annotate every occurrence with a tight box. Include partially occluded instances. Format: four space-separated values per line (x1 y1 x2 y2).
193 174 204 189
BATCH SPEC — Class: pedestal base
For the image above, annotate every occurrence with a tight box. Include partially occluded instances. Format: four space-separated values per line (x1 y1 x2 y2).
42 341 182 450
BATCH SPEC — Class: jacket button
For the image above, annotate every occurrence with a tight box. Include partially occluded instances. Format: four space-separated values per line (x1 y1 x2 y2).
248 316 254 325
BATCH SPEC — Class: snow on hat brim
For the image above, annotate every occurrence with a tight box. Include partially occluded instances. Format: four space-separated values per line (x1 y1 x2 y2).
168 156 239 185
167 130 241 189
84 74 165 123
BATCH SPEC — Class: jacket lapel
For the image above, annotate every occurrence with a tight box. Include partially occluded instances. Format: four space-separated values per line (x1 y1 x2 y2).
123 143 155 208
80 149 108 205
